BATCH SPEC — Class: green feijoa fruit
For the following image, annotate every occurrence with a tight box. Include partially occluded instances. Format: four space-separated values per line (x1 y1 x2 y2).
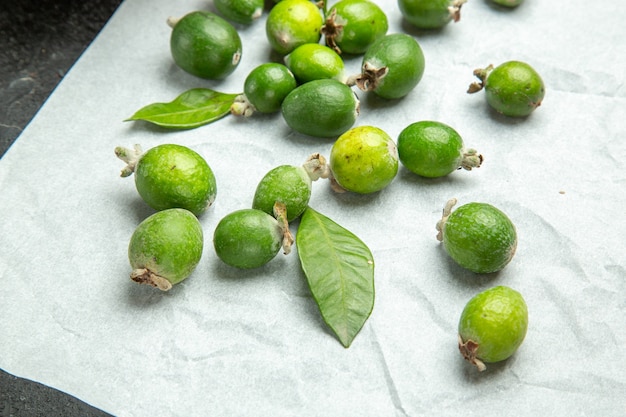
468 61 545 117
265 0 324 55
213 207 292 269
397 121 482 178
330 126 398 194
322 0 388 55
252 153 330 221
458 286 529 371
128 208 204 291
284 43 346 84
398 0 466 30
232 63 297 116
169 11 242 80
490 0 523 7
436 199 517 274
214 0 264 24
355 33 425 99
115 144 217 216
281 79 360 138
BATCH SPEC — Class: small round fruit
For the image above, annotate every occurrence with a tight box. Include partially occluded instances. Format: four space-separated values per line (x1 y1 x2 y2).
355 33 425 99
397 121 482 178
398 0 467 30
253 166 311 222
490 0 523 7
213 209 286 269
214 0 264 24
330 126 398 194
322 0 388 55
169 11 242 80
458 286 529 371
115 144 217 216
281 79 360 138
468 61 545 117
265 0 324 55
284 43 345 84
232 63 297 116
436 199 517 274
128 208 204 291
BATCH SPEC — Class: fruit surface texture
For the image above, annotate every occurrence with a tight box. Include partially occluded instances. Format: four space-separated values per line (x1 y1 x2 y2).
266 0 324 55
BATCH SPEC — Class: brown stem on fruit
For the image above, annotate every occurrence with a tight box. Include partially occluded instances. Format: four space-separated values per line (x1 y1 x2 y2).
320 8 343 54
436 198 457 241
130 268 173 291
230 94 256 117
353 62 389 92
303 153 331 180
273 202 294 255
467 64 494 94
459 149 483 171
114 144 143 177
166 16 180 29
449 0 468 23
458 335 487 371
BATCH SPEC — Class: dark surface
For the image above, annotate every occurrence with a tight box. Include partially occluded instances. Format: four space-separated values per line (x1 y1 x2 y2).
1 1 121 415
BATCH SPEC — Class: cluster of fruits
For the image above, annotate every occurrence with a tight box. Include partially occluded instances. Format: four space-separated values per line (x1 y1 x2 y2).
120 0 543 367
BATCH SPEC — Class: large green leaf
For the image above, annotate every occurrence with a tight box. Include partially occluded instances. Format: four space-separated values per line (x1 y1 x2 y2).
125 88 240 129
297 207 375 348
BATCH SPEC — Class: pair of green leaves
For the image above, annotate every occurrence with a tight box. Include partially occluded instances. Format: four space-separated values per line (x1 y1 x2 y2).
297 207 375 348
127 91 376 348
126 88 239 129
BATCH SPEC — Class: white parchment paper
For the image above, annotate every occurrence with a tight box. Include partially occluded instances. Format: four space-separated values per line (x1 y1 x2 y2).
1 0 625 415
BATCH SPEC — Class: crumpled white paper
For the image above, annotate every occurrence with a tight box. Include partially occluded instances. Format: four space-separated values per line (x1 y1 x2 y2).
1 0 625 416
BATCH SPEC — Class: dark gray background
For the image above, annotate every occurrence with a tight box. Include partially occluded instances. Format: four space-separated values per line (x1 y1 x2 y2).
1 1 121 415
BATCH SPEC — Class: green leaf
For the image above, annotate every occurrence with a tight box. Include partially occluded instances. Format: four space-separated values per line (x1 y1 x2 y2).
125 88 240 129
297 207 375 348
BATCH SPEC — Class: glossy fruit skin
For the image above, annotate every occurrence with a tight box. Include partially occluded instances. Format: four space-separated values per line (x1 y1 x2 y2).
135 144 217 216
284 43 345 84
244 63 297 113
398 0 459 29
484 61 545 117
170 11 242 80
265 0 324 55
397 121 464 178
330 126 398 194
281 79 359 138
128 208 204 288
458 286 528 370
490 0 523 7
214 0 264 24
441 202 517 274
253 165 312 222
213 209 284 269
324 0 388 55
361 34 425 99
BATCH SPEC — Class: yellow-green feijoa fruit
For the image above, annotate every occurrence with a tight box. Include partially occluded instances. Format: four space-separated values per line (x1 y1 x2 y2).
397 121 482 178
265 0 324 55
458 286 529 371
436 199 517 274
128 208 204 291
398 0 466 30
214 0 264 24
468 61 545 117
322 0 388 55
231 63 297 116
356 33 425 99
213 208 289 269
330 126 398 194
284 43 346 84
169 11 242 80
115 144 217 216
281 79 360 138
